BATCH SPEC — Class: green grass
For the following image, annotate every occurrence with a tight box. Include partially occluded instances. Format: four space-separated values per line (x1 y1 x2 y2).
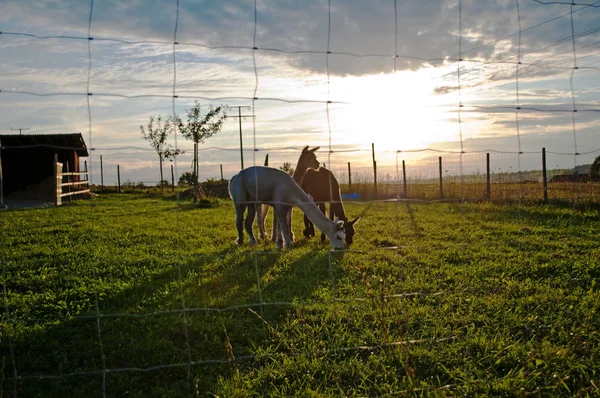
1 193 600 396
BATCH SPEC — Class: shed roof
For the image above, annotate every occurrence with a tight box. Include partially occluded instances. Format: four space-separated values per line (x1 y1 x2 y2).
0 133 89 157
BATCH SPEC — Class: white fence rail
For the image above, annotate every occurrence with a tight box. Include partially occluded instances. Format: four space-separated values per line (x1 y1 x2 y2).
54 154 90 205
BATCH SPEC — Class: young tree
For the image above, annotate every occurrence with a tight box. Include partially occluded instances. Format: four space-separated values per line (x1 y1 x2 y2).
280 162 295 176
140 115 183 192
174 102 228 201
591 155 600 182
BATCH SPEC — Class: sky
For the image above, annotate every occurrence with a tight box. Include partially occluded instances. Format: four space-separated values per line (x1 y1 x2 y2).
1 0 599 185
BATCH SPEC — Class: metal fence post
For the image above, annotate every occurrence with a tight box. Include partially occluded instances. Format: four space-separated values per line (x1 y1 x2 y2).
439 156 444 200
542 147 548 202
347 162 352 191
486 153 491 201
402 160 407 199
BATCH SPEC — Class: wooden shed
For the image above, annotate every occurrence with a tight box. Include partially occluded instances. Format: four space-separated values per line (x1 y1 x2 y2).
0 133 89 204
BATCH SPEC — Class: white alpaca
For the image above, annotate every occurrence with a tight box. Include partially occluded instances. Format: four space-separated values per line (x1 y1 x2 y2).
229 166 346 249
257 146 320 242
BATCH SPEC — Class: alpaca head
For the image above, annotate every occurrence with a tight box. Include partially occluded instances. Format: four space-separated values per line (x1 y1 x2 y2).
299 146 320 170
330 217 346 250
342 216 361 245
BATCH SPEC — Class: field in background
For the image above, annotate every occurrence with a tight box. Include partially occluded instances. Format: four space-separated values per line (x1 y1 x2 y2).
91 172 600 204
2 194 600 396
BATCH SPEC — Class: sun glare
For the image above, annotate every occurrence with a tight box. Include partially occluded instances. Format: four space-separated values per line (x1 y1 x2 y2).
329 66 464 151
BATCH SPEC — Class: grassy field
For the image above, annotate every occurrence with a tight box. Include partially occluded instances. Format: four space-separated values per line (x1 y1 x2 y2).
1 194 600 397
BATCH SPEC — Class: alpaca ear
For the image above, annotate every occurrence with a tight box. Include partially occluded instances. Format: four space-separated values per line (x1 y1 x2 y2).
302 145 309 152
349 216 361 226
310 146 320 153
333 216 345 230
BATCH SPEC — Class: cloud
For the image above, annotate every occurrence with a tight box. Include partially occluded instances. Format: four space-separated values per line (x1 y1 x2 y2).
2 0 599 183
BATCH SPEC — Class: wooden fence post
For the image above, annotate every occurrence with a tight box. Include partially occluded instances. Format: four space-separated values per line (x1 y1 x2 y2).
402 160 407 198
54 153 62 205
372 143 378 199
542 147 548 203
117 165 121 193
439 156 444 200
65 162 72 203
220 164 224 183
347 162 352 191
486 153 491 201
100 155 104 192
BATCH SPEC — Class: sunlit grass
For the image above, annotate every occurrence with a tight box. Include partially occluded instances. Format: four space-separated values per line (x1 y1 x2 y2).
1 193 599 396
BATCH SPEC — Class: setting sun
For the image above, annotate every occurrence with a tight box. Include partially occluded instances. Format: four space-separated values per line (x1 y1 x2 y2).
328 65 463 151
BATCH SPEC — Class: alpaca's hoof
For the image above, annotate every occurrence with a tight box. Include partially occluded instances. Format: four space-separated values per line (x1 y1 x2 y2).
248 238 257 246
235 238 243 246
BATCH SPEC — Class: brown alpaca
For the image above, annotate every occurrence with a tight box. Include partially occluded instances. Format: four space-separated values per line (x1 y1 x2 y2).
257 146 320 242
301 167 360 245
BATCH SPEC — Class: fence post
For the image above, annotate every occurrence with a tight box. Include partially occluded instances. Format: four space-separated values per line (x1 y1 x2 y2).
220 164 224 183
439 156 444 200
372 143 378 199
402 160 407 198
117 165 121 193
347 162 352 191
100 155 104 192
54 153 61 205
486 153 491 201
542 147 548 203
171 164 175 192
65 162 72 203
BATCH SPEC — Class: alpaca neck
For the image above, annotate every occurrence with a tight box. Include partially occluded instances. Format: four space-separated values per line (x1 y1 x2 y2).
330 201 347 221
290 185 335 237
323 180 346 221
292 160 310 184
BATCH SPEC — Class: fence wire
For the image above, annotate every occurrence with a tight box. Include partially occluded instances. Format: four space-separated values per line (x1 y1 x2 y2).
1 0 600 396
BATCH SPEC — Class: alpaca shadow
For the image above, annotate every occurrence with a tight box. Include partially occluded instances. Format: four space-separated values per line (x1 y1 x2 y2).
259 245 346 303
2 241 343 396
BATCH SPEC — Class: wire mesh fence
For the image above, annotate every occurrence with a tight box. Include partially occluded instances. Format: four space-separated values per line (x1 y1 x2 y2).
2 0 600 396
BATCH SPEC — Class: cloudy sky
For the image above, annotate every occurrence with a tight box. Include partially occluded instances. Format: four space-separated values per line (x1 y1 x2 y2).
1 0 599 184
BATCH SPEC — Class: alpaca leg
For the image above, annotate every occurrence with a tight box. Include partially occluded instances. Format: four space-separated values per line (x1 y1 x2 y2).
287 208 295 242
275 205 293 249
244 203 257 245
234 203 246 245
303 213 314 238
262 204 270 238
270 212 278 242
256 204 265 240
